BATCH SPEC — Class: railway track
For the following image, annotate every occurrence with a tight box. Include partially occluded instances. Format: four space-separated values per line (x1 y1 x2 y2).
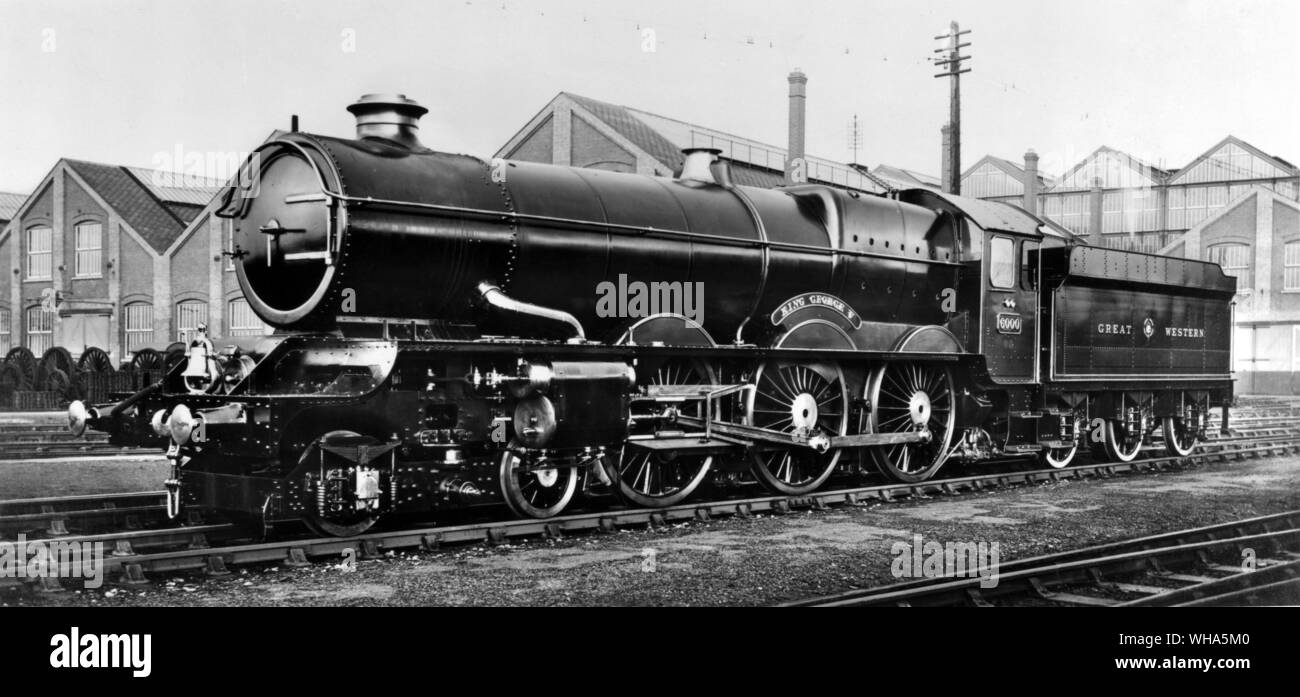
786 510 1300 607
0 423 149 459
3 429 1296 541
5 429 1299 592
0 491 172 538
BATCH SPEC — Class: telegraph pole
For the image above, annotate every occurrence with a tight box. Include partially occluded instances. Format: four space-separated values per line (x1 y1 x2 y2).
934 21 970 194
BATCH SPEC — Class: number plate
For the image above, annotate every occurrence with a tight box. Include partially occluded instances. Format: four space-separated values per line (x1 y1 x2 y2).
996 312 1022 335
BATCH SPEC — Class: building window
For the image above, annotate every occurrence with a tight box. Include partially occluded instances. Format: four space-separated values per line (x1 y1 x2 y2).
964 163 1020 199
1293 326 1300 372
1208 243 1252 292
25 306 53 355
124 302 154 353
228 298 269 336
1167 187 1185 229
175 300 209 344
1101 191 1123 233
26 226 52 280
0 308 10 354
1042 194 1090 236
1285 242 1300 292
74 222 103 278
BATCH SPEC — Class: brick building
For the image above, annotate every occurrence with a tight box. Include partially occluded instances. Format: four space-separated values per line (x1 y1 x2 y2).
0 159 268 365
495 77 891 194
0 191 28 354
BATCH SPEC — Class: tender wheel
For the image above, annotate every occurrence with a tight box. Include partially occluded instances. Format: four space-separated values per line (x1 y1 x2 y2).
300 430 384 537
1102 419 1144 463
868 362 956 483
1163 416 1197 457
499 448 578 519
746 360 848 495
1039 444 1078 469
613 358 716 508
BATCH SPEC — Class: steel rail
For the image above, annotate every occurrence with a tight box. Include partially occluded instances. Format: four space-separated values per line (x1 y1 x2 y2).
2 429 1293 532
786 510 1300 606
10 436 1298 589
4 430 1292 540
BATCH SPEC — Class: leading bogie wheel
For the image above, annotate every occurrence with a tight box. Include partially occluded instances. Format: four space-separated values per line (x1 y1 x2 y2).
300 430 385 537
745 360 848 495
867 362 956 483
500 447 578 519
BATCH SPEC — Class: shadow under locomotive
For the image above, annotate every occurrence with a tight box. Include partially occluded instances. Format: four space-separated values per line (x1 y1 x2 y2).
68 94 1236 537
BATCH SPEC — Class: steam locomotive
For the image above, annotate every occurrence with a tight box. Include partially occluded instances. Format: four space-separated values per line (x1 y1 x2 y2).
69 94 1235 536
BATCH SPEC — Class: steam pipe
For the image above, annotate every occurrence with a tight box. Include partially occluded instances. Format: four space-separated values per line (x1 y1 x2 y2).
477 282 585 341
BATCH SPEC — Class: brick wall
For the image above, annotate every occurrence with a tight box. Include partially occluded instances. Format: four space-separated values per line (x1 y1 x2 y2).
506 116 554 163
570 115 635 172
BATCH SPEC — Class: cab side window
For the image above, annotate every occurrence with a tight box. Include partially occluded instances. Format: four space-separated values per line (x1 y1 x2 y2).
989 236 1016 289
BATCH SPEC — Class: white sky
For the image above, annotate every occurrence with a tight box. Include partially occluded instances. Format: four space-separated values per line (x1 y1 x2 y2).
0 0 1297 193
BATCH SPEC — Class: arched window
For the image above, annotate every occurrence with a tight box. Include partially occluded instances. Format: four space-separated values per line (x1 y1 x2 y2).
1285 242 1300 292
74 221 103 278
26 306 53 355
175 300 209 344
123 302 154 353
1207 243 1252 292
26 226 52 280
227 298 269 336
0 308 11 354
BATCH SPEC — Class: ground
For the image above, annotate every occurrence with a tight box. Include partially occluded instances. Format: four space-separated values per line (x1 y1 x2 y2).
4 450 1298 607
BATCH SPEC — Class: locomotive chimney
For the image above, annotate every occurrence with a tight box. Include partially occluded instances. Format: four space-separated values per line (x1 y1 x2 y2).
1022 149 1040 214
785 69 807 184
347 93 429 150
680 148 723 185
